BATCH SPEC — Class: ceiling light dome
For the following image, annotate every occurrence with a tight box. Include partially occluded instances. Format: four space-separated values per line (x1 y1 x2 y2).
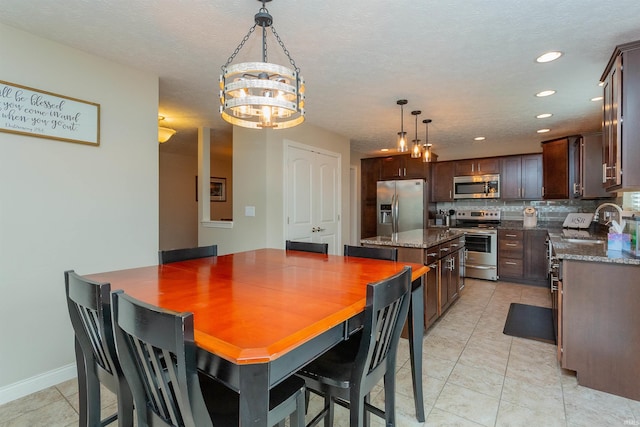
536 51 563 63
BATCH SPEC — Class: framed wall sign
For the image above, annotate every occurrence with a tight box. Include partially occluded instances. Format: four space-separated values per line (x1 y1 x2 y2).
0 80 100 146
210 177 226 202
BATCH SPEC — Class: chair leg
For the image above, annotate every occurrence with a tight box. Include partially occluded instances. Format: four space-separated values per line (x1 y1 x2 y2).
325 394 333 427
116 377 134 427
75 339 102 427
363 393 370 427
291 389 305 427
384 373 396 426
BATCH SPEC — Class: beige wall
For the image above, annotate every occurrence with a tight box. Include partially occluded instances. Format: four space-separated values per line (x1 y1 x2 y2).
159 150 198 250
0 24 159 402
198 123 351 255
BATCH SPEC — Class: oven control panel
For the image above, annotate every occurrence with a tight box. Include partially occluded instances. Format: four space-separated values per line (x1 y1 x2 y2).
455 209 501 221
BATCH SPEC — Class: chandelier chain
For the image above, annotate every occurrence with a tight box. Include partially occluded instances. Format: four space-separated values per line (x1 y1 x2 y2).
222 24 258 71
271 27 300 73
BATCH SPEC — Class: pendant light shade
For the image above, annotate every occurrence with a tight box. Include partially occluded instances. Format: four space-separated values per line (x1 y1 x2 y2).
411 110 422 158
396 100 408 152
422 119 433 162
158 116 176 143
219 0 305 129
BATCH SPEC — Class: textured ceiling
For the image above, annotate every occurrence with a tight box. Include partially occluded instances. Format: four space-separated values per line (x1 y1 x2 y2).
2 0 640 160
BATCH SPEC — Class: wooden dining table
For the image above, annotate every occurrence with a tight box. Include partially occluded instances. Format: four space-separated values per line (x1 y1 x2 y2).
87 248 429 426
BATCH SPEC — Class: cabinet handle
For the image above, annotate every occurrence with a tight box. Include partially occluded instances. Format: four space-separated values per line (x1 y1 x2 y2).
505 234 517 237
403 167 406 176
450 243 459 248
440 247 450 252
428 263 438 269
398 168 401 177
427 252 437 257
505 243 517 247
505 261 518 265
472 163 475 172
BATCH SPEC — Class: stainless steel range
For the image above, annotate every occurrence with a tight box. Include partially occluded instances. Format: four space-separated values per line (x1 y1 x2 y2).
452 209 500 281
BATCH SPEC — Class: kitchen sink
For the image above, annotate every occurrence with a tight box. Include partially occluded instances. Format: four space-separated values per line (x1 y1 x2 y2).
563 238 605 244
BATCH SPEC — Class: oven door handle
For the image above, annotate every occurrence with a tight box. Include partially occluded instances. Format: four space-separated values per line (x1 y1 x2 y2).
458 230 496 235
464 264 495 270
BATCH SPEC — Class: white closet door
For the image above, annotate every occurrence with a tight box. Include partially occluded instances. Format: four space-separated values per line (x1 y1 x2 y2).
286 144 341 254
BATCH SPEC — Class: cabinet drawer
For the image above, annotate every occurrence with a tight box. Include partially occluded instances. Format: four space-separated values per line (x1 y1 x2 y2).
425 246 439 265
438 241 452 257
499 258 523 277
448 237 464 252
500 239 523 257
500 230 523 240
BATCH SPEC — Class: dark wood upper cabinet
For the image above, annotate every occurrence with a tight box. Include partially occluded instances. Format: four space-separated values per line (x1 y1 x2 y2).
601 40 640 192
431 161 454 202
454 158 500 176
501 154 542 200
380 154 426 180
542 137 573 199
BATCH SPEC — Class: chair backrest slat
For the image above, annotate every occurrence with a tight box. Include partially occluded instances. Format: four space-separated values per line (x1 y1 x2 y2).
285 240 329 254
354 266 411 388
159 245 218 264
112 290 214 427
66 271 117 375
343 245 398 261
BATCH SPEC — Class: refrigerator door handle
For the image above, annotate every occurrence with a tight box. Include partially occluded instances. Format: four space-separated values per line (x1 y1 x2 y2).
391 194 397 234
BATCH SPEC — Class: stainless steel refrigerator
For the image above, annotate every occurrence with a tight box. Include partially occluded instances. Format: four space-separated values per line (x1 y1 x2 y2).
376 179 426 236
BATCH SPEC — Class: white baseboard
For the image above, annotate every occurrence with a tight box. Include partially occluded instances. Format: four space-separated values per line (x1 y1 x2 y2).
0 364 77 405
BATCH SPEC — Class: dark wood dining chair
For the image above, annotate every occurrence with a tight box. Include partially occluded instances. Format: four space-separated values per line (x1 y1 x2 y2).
285 240 329 254
343 245 398 261
64 270 133 427
111 290 306 427
158 244 217 264
296 266 412 427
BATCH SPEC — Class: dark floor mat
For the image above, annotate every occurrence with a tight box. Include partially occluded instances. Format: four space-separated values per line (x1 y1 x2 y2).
503 303 556 344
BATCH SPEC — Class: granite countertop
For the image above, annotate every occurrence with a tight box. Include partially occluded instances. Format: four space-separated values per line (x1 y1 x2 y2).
501 221 639 265
360 228 465 249
547 231 640 265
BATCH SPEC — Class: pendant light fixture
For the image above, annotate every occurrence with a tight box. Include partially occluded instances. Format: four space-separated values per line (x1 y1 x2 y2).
411 110 422 158
396 99 408 152
422 119 433 162
219 0 305 129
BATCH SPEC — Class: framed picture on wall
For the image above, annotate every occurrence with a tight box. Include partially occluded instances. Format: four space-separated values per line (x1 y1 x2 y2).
210 177 226 202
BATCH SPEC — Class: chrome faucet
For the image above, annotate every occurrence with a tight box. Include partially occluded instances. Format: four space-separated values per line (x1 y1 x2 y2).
594 202 625 233
593 202 623 221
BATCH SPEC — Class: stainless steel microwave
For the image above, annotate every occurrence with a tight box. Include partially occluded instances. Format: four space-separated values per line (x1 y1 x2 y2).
453 174 500 199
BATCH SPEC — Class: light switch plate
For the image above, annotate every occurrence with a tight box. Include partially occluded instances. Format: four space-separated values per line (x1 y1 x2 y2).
245 206 255 217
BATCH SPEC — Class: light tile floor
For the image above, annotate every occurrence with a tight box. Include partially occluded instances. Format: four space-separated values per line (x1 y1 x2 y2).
2 279 639 426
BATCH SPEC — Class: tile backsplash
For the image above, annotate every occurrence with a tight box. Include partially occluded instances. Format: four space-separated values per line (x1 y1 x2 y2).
435 198 616 222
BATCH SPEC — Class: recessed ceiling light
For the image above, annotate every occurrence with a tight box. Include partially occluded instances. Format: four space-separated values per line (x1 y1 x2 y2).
537 128 551 133
536 51 563 63
591 96 603 102
380 148 389 152
536 90 556 97
474 137 486 141
536 113 553 119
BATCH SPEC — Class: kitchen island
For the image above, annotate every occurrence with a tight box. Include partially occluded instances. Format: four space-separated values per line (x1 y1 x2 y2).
548 229 640 401
362 228 466 328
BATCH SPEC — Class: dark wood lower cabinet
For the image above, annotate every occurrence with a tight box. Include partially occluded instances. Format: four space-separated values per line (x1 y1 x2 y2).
370 236 464 330
498 228 547 286
561 260 640 401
